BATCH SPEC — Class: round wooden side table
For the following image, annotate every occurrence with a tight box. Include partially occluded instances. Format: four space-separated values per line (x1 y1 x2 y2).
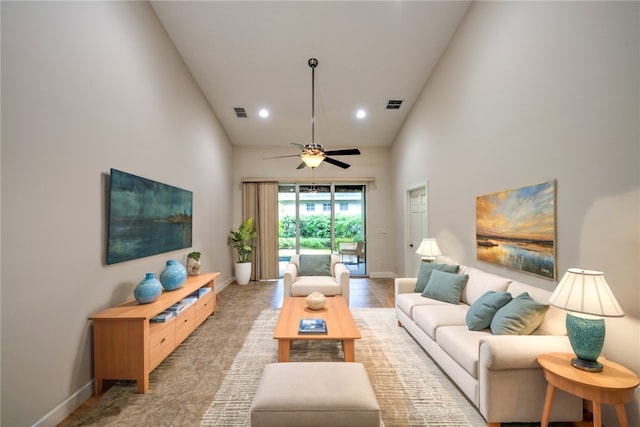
537 352 640 427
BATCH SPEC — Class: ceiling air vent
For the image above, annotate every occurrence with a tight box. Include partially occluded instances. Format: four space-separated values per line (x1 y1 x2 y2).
234 107 247 118
386 100 403 110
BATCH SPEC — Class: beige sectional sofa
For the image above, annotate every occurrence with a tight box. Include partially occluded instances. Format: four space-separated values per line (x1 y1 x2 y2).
395 258 583 426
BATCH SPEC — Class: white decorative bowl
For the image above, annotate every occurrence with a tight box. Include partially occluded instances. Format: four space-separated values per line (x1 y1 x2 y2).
305 292 326 310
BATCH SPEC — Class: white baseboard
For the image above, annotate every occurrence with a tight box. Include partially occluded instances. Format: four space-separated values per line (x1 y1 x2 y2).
33 380 94 427
368 271 397 279
216 277 234 293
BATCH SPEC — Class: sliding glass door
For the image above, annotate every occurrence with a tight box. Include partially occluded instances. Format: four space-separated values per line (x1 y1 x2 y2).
278 183 366 277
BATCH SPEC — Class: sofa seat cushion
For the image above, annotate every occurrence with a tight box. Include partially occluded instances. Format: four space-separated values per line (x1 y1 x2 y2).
291 276 342 297
458 266 512 306
437 325 491 378
396 292 451 319
412 304 469 340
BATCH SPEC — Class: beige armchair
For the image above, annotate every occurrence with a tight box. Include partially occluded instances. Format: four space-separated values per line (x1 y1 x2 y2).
283 254 350 305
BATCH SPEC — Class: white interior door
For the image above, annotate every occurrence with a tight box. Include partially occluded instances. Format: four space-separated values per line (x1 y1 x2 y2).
406 186 428 277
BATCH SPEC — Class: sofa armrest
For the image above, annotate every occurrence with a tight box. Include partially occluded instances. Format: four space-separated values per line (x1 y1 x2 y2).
395 278 417 297
283 263 298 298
479 335 574 370
334 262 350 305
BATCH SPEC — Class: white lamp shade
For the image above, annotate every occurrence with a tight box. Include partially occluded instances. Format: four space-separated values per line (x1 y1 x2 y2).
415 238 442 259
549 268 624 317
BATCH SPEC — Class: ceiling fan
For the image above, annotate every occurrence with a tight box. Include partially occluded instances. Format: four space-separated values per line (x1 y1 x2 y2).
265 58 361 169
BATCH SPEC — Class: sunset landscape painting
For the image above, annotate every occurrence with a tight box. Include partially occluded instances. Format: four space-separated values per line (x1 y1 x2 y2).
476 180 556 279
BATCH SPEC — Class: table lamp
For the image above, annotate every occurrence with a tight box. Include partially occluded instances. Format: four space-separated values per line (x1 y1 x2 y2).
415 238 442 262
548 268 624 372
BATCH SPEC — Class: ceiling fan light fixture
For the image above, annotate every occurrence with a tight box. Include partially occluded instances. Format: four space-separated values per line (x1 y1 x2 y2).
301 151 325 168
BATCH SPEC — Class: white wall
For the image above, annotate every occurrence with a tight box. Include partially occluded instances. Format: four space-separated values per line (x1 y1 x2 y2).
1 2 233 426
232 145 396 277
391 1 640 425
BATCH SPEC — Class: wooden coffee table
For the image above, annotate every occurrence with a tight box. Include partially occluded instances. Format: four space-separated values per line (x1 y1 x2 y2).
273 296 361 362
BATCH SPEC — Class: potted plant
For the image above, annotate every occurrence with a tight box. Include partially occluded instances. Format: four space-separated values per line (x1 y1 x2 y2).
186 251 201 276
228 217 256 285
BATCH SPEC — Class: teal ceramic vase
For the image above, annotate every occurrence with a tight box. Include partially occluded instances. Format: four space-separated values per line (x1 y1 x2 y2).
160 259 187 291
134 273 163 304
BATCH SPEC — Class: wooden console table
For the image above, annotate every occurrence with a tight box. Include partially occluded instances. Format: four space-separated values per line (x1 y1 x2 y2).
90 272 219 394
538 352 640 427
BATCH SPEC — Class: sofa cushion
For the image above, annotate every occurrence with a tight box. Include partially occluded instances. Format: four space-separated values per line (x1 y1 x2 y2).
490 292 549 335
396 292 450 319
437 326 491 378
458 266 512 306
291 276 342 297
422 270 469 304
508 281 566 336
466 291 513 331
299 254 331 276
414 262 460 293
413 304 469 340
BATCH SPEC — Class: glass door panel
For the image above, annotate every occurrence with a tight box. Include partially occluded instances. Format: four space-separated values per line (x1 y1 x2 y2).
335 185 366 275
298 184 332 254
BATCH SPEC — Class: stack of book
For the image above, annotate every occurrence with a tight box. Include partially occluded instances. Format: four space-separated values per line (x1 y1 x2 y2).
151 311 174 323
151 286 212 323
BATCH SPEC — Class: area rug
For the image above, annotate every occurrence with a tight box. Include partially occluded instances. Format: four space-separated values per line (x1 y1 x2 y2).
201 308 486 426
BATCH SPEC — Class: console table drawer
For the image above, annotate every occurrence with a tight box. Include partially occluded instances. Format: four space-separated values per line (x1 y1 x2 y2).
150 322 176 370
175 303 196 344
195 290 215 325
149 317 175 349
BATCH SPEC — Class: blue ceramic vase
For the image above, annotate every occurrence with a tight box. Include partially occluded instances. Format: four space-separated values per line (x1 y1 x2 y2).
160 259 187 291
134 273 163 304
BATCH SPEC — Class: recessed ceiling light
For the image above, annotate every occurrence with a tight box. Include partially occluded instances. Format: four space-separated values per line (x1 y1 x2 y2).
356 109 366 119
259 108 269 118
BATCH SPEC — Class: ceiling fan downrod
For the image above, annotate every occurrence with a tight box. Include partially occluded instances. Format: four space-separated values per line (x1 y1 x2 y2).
309 58 318 149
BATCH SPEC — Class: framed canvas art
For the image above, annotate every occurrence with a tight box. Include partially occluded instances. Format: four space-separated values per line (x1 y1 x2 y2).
107 169 193 264
476 180 556 279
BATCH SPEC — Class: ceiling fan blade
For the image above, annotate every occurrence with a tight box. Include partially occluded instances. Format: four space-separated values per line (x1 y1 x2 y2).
296 162 307 170
324 157 351 169
291 143 306 151
263 154 304 160
324 148 361 156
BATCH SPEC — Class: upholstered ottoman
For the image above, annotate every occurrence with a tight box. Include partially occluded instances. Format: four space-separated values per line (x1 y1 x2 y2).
250 362 380 427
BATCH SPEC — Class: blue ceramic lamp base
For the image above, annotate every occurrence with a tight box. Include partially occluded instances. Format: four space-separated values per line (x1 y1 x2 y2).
566 312 605 372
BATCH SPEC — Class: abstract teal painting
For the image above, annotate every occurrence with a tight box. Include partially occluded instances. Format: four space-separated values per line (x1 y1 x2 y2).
476 180 556 279
107 169 192 264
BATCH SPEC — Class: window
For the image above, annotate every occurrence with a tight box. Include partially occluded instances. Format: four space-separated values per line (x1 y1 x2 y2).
339 202 348 212
306 203 315 212
323 203 331 212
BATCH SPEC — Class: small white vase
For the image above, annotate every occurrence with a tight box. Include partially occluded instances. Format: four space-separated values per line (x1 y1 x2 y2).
235 262 252 285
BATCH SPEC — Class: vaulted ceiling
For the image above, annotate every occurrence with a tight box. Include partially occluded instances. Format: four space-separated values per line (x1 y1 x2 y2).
151 1 470 149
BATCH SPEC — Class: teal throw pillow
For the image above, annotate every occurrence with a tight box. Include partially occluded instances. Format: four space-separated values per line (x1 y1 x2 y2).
466 291 513 331
414 262 460 293
299 255 331 276
421 269 469 304
490 292 550 335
